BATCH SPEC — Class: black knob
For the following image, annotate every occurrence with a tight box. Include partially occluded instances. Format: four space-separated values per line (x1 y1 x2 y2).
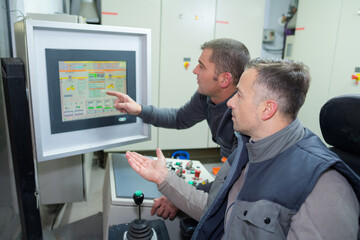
133 191 144 206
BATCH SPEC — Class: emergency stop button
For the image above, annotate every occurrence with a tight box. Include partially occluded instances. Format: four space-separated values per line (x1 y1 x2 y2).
184 61 190 69
352 74 360 84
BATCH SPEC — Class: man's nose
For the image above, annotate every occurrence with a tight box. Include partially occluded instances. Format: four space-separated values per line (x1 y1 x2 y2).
227 97 234 108
193 65 198 74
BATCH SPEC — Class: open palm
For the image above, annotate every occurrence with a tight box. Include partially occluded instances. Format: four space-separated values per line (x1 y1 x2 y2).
126 148 168 185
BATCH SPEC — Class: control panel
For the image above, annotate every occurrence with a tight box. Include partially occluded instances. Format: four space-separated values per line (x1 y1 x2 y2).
166 159 214 187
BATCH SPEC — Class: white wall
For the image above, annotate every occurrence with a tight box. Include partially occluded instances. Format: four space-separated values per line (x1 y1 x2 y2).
7 0 63 56
8 0 63 22
23 0 63 14
292 0 360 138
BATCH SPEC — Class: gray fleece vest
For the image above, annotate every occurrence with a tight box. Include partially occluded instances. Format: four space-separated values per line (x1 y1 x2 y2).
192 129 360 239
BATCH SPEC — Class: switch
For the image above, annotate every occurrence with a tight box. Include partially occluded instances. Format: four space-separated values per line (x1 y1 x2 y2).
185 160 193 170
176 167 183 177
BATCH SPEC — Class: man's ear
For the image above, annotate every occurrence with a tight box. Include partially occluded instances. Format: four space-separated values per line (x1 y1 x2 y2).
261 100 277 120
219 72 233 88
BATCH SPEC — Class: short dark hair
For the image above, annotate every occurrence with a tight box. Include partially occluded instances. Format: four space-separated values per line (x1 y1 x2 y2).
246 58 311 121
201 38 250 85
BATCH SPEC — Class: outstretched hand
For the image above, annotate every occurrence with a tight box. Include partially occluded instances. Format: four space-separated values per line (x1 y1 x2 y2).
126 148 169 185
106 91 142 115
151 196 179 220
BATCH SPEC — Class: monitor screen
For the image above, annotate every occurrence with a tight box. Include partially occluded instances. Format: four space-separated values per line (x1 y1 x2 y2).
59 60 126 122
46 49 136 134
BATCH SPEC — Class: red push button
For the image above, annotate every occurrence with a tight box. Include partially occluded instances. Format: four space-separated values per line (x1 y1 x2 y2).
194 170 201 178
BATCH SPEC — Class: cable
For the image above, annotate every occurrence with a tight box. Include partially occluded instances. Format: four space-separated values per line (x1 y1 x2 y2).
1 3 25 19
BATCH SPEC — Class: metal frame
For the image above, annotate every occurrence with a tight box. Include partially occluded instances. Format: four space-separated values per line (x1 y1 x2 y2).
15 19 152 162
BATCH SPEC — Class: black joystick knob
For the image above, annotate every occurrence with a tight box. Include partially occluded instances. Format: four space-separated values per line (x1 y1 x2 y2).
126 191 154 240
133 191 144 206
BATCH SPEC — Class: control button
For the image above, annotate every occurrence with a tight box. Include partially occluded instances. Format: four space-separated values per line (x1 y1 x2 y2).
264 217 271 224
191 170 195 174
201 179 209 185
194 170 201 178
243 210 248 216
184 61 190 69
188 181 194 185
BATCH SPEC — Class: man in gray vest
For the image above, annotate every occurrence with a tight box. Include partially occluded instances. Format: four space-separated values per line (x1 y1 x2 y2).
126 58 360 239
107 38 250 220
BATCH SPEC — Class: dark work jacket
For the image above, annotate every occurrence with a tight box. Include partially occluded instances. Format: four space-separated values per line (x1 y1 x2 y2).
139 91 236 157
192 130 360 239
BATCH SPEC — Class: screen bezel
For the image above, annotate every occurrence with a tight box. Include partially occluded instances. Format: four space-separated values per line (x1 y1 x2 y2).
45 49 136 134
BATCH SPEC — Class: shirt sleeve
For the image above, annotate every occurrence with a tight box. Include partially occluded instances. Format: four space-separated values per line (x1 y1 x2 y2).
138 91 206 129
287 169 359 240
158 172 208 221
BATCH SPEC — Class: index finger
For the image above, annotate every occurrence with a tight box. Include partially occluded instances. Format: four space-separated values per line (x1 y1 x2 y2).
151 200 162 215
106 91 126 98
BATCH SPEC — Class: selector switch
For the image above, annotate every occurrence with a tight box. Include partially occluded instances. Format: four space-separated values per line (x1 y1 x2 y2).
176 167 183 177
185 160 193 170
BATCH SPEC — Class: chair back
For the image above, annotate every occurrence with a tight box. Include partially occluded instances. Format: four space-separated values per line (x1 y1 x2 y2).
319 94 360 175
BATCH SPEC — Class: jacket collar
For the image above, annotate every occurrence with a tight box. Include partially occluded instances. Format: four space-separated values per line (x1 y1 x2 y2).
238 118 305 163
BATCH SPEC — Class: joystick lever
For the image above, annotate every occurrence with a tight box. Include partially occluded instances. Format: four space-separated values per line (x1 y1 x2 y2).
133 190 144 221
125 191 158 240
